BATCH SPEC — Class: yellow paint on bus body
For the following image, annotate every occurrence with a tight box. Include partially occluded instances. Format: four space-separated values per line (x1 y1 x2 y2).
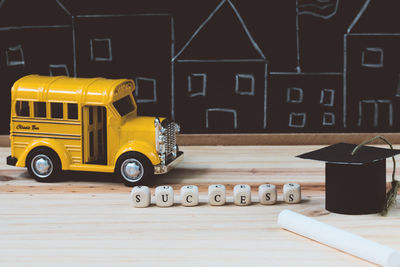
9 75 176 174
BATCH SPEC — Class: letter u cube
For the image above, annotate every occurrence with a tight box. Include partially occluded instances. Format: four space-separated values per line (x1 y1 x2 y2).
155 185 174 207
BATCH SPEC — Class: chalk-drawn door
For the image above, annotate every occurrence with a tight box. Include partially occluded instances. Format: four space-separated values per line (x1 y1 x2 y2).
358 100 393 129
83 106 107 164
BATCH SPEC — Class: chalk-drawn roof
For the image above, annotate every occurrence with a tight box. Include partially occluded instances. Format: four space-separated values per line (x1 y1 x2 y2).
0 0 70 28
54 0 170 16
348 0 400 33
173 0 265 61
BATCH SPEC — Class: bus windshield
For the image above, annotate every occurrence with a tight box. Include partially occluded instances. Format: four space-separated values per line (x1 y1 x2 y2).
113 95 135 116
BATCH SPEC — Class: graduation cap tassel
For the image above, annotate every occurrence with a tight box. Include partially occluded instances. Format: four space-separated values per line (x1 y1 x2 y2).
352 136 399 216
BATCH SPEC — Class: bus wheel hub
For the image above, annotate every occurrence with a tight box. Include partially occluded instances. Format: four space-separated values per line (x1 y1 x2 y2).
32 155 52 176
121 159 143 182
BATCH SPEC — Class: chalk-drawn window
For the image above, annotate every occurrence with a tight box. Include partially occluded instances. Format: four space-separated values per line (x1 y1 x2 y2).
235 74 255 95
361 48 383 68
90 38 112 61
287 88 303 103
49 64 69 76
135 78 157 103
320 89 335 107
288 112 306 128
206 108 237 129
322 112 335 126
6 45 25 66
188 73 206 97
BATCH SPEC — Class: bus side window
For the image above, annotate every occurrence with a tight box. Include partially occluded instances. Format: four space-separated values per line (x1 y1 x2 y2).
16 101 30 117
51 103 63 119
34 102 47 118
68 103 78 120
89 106 93 124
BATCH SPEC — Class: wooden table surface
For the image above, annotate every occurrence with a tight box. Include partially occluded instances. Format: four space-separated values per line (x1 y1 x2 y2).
1 146 399 266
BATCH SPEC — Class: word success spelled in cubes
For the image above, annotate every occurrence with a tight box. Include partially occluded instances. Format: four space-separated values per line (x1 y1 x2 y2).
130 183 301 208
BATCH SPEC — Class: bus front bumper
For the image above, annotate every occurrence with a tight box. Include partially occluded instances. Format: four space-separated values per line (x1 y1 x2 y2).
7 156 17 166
154 151 184 175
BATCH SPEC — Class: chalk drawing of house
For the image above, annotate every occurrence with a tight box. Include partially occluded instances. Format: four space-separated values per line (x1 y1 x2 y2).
0 0 73 134
56 0 174 118
345 0 400 131
172 0 267 133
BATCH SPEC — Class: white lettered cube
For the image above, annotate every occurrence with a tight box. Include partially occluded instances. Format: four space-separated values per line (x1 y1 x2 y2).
258 184 277 205
180 185 199 207
233 184 251 206
283 183 301 204
155 185 174 207
208 184 226 206
131 186 151 208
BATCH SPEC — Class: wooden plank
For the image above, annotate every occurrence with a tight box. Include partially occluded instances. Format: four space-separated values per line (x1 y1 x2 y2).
0 135 9 147
3 133 400 147
0 146 399 266
176 133 400 146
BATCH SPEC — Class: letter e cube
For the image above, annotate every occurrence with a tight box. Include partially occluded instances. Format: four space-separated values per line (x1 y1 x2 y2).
233 184 251 206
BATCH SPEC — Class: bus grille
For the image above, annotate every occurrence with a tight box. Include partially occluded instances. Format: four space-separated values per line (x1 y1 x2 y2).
165 122 177 156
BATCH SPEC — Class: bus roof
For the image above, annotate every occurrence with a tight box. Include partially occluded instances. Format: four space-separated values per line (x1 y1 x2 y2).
11 75 135 105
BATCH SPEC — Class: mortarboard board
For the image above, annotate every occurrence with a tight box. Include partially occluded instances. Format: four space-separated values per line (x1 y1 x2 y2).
297 143 400 215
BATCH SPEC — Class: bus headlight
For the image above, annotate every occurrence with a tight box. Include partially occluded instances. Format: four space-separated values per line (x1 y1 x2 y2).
155 117 166 154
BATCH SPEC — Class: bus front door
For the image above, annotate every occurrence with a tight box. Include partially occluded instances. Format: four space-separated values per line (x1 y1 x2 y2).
83 106 107 164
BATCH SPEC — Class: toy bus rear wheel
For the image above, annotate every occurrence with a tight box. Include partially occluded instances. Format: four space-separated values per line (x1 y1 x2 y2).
115 152 152 187
26 147 61 182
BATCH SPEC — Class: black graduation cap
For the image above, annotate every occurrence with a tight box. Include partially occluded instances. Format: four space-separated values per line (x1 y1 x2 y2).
297 143 400 215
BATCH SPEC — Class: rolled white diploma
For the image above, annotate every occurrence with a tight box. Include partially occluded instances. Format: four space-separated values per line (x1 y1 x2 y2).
278 209 400 267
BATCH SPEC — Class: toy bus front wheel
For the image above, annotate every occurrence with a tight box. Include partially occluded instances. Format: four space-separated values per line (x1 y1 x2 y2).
115 152 152 186
26 147 61 182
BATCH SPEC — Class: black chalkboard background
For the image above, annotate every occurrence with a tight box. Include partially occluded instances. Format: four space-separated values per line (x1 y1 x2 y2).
0 0 398 134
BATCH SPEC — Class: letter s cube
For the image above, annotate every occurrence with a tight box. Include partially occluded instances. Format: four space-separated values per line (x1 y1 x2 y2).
283 183 301 204
155 185 174 207
258 184 277 205
180 185 199 207
208 184 226 206
233 184 251 206
131 186 151 208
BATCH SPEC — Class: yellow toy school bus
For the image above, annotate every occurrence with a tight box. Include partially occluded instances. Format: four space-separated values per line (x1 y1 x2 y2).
7 75 183 186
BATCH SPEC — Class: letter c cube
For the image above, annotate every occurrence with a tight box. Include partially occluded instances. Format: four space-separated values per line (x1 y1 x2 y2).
180 185 199 207
208 184 226 206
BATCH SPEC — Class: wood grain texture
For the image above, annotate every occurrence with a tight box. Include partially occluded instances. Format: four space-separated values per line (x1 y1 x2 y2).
0 146 399 266
2 133 400 146
179 133 400 145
